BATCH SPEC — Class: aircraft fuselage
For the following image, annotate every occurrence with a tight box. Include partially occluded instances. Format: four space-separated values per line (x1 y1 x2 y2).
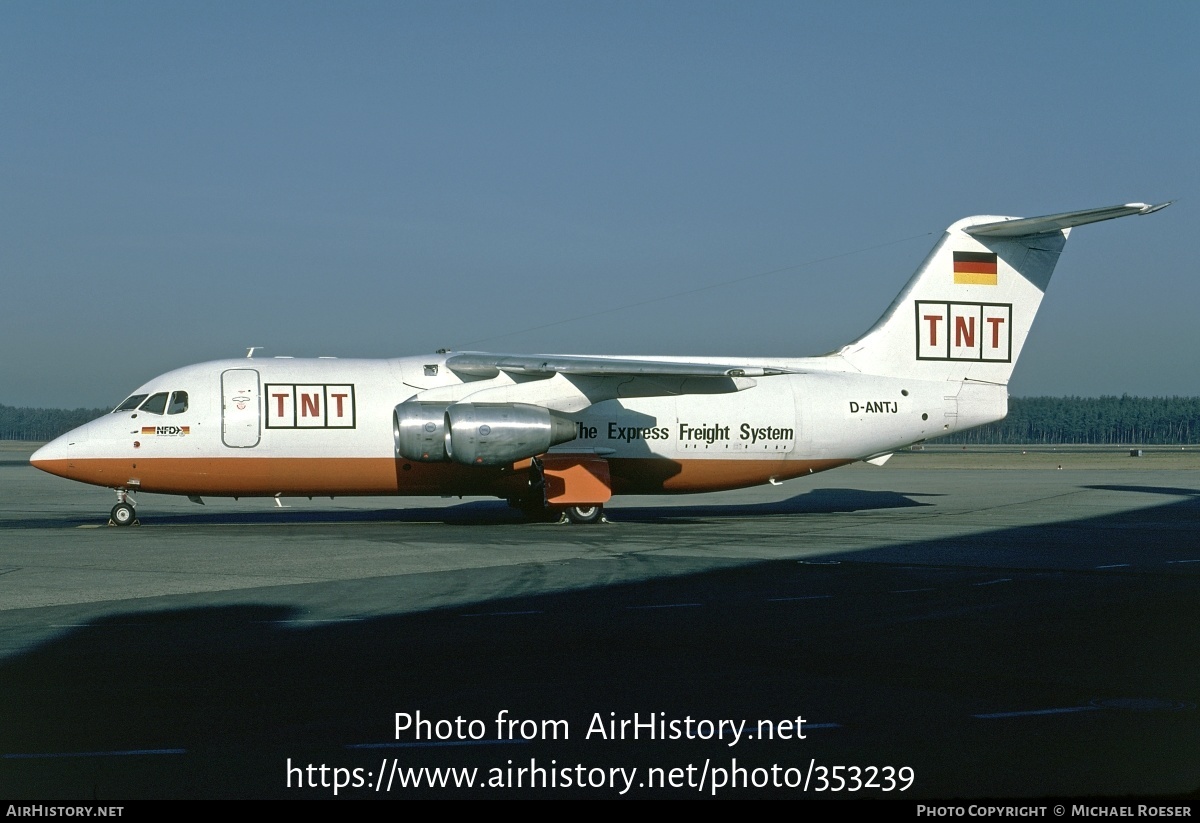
30 354 992 500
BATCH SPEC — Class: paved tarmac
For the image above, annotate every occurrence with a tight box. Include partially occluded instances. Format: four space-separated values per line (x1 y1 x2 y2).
1 447 1198 799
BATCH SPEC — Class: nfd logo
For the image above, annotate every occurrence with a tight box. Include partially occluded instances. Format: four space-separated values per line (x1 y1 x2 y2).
916 302 1011 362
266 384 356 429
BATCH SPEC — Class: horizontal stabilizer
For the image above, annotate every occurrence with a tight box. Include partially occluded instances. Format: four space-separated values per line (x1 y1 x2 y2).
965 202 1171 237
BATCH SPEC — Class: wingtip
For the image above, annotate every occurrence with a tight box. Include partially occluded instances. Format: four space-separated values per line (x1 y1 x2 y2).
1138 201 1173 215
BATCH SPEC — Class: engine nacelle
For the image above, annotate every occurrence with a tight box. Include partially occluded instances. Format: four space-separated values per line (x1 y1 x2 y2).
444 403 577 466
394 402 450 462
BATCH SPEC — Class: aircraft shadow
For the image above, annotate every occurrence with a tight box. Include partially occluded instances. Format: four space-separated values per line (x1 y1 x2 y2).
1083 484 1200 497
615 488 938 521
0 489 939 530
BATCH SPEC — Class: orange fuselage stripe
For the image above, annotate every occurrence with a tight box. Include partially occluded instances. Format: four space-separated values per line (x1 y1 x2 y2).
31 455 854 498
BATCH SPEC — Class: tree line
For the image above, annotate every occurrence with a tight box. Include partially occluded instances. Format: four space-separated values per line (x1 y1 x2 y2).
3 396 1200 445
942 396 1200 445
0 404 109 441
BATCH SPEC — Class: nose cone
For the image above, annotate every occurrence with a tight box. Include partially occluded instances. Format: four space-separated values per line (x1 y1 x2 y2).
30 432 77 475
30 416 100 479
30 415 126 489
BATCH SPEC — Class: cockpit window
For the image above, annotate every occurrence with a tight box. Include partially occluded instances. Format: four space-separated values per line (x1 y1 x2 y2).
114 394 148 412
139 392 169 415
167 391 189 415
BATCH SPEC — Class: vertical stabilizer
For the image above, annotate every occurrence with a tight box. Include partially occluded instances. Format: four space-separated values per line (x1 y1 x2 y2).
837 203 1167 385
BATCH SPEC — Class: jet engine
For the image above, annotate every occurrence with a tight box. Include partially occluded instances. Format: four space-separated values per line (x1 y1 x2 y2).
395 401 577 466
445 403 577 466
394 402 450 462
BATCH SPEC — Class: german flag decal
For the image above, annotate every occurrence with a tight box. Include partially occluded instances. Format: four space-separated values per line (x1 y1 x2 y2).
953 251 998 286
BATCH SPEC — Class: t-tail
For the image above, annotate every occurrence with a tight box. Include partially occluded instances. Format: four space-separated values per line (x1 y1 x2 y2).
838 202 1170 385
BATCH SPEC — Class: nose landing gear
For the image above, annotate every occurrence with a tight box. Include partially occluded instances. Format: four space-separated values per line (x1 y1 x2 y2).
109 491 139 527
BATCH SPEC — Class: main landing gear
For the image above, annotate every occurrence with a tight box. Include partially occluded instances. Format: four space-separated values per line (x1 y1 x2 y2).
507 500 607 524
109 491 139 527
562 505 605 525
507 459 608 525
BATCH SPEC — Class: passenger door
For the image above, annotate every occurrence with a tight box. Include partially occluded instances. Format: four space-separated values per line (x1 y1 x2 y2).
221 368 261 448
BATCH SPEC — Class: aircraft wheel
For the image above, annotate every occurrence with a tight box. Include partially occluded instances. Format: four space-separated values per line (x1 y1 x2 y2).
110 502 137 526
564 505 604 525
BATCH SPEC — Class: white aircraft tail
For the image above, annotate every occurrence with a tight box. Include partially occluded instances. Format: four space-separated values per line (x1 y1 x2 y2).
838 203 1169 385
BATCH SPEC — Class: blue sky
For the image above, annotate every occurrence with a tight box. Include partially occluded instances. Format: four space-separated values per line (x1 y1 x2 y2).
2 1 1196 408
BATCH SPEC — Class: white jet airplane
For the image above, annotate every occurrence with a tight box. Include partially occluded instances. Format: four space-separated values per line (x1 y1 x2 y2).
32 202 1169 525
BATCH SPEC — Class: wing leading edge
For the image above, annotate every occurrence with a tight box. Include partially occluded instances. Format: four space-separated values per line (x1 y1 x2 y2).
444 352 798 379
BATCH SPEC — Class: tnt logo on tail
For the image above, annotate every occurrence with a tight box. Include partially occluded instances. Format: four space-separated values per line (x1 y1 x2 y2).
915 301 1011 362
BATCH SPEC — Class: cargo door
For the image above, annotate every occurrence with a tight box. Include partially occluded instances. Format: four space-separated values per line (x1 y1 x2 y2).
222 368 261 448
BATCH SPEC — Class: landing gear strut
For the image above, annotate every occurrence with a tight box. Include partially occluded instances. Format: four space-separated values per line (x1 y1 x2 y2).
109 490 139 527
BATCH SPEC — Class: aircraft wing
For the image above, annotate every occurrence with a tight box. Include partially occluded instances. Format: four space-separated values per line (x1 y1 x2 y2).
444 351 797 379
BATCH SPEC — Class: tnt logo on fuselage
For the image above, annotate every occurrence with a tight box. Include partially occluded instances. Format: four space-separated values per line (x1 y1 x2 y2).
915 301 1012 362
265 384 356 429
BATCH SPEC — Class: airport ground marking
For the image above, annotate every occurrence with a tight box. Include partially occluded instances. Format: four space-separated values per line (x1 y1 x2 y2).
974 706 1098 719
460 610 543 617
625 602 703 610
347 739 527 749
3 748 187 759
